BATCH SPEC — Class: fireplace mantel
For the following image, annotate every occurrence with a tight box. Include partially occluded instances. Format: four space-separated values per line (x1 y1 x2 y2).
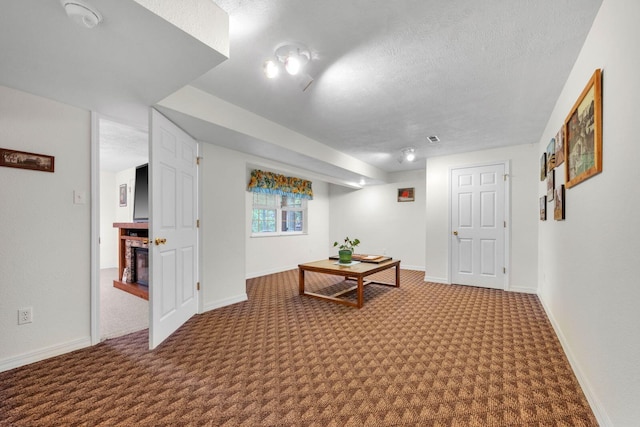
113 222 149 300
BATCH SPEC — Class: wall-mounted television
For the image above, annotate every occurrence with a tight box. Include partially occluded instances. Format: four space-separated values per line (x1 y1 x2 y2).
133 163 149 223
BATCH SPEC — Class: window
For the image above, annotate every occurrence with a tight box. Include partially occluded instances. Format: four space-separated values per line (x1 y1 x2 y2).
251 193 307 236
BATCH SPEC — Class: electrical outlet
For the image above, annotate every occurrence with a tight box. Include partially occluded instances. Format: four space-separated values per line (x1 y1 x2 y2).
18 307 33 325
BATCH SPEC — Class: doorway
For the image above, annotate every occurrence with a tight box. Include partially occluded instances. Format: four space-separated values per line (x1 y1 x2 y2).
450 162 509 290
97 116 149 340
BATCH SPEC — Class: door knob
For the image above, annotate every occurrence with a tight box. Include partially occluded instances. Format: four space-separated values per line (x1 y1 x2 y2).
453 231 458 236
154 238 167 245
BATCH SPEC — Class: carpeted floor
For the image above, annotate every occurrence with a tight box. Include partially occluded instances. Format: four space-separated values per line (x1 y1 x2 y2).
0 269 598 426
100 268 148 340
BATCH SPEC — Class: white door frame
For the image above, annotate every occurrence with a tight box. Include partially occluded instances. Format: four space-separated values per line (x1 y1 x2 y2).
448 160 511 290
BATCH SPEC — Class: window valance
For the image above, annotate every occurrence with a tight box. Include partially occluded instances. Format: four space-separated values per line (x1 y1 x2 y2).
247 169 313 200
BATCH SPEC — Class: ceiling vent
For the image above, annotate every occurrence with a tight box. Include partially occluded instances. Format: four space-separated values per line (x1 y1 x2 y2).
427 135 440 143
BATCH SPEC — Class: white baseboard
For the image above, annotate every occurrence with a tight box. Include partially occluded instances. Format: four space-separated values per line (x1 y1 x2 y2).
400 264 425 271
538 296 612 427
508 285 537 294
424 275 449 284
201 293 248 313
0 337 92 373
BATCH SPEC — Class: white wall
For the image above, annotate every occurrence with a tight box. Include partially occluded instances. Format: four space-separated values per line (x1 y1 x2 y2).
537 0 640 424
0 86 92 371
425 144 539 292
199 143 249 311
246 180 330 278
99 171 118 268
329 170 426 270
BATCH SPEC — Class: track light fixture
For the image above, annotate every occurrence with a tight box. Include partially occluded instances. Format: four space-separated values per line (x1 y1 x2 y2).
400 147 416 163
263 42 314 91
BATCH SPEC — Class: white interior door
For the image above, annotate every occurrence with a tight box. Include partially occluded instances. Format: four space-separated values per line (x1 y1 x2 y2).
451 163 506 289
149 109 198 349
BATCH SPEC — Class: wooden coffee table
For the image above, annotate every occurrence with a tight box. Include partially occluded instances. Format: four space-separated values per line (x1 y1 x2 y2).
298 258 401 308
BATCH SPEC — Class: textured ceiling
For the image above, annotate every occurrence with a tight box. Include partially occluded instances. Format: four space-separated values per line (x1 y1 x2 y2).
0 0 603 181
190 0 603 172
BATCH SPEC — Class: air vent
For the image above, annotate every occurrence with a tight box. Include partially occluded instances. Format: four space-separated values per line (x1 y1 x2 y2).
427 135 440 143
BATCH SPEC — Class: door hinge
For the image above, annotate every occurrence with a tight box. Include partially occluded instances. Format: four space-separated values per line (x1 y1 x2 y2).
504 221 507 228
503 173 509 181
196 156 202 165
197 282 200 291
503 267 506 274
196 219 200 228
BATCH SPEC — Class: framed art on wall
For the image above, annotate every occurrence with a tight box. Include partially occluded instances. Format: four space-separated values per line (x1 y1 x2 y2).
540 152 547 181
397 187 415 202
547 169 555 201
555 124 565 167
565 69 602 188
0 148 54 172
554 185 565 220
540 196 547 221
119 184 127 207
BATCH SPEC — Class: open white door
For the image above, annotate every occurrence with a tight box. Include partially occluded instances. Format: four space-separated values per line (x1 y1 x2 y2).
450 163 506 289
149 109 198 349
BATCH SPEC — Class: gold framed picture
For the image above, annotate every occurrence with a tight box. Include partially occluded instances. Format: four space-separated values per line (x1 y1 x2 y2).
564 69 602 188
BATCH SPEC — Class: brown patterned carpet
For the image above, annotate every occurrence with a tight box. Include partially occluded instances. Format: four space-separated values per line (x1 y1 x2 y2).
0 269 598 426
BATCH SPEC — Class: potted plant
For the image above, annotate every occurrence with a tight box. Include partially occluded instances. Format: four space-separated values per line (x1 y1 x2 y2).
333 237 361 264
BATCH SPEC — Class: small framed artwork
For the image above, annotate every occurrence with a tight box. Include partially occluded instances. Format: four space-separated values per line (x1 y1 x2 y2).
119 184 127 207
540 152 547 181
547 169 555 201
540 196 547 221
565 69 603 188
554 185 565 220
555 124 565 167
546 138 556 173
0 148 54 172
397 187 415 202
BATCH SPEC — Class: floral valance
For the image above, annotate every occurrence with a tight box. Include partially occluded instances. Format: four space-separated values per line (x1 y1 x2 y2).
247 169 313 200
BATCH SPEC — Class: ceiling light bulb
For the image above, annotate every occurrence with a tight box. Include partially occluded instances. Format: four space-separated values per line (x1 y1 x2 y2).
263 60 279 78
285 55 301 75
406 151 416 162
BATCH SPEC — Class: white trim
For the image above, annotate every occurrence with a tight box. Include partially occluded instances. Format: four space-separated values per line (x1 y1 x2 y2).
202 294 248 312
425 275 450 284
0 338 92 373
448 160 511 290
90 112 100 345
508 285 537 294
538 296 612 427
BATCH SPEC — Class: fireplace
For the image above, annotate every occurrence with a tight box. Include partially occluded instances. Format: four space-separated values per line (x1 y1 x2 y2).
134 248 149 286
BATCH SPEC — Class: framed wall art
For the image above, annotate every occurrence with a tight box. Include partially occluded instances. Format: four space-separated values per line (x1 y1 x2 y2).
547 169 555 201
564 69 602 188
540 152 547 181
0 148 54 172
546 138 556 173
555 124 565 167
119 184 127 207
397 187 415 202
540 196 547 221
554 185 565 220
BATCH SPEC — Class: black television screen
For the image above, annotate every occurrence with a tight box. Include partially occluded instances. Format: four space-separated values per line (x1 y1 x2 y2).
133 163 149 223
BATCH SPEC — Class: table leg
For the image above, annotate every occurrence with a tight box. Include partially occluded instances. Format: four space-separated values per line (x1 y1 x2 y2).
299 269 305 295
357 276 364 308
395 263 400 287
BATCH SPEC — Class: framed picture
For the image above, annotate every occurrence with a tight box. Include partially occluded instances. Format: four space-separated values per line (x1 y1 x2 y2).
555 124 565 167
546 138 556 173
565 69 603 188
540 196 547 221
540 152 547 181
0 148 54 172
119 184 127 207
554 185 565 220
397 187 414 202
547 169 555 201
